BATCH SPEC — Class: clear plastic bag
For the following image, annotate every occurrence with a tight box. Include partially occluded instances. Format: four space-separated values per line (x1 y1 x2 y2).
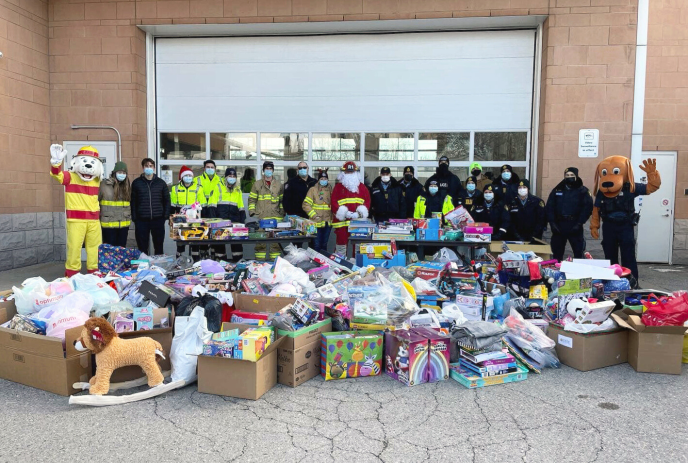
503 308 559 368
283 243 310 265
440 303 468 326
432 247 461 264
70 274 119 313
258 257 315 293
348 271 419 329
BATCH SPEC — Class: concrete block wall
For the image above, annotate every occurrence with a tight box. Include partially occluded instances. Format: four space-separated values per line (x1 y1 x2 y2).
0 212 64 271
673 219 688 264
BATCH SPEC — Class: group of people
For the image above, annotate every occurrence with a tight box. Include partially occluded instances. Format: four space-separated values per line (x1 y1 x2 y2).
95 155 595 264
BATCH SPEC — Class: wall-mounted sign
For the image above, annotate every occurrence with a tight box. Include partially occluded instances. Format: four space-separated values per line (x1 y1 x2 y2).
578 129 599 158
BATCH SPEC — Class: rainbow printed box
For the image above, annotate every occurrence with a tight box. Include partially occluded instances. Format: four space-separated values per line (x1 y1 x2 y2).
410 327 451 383
320 331 383 380
384 330 428 387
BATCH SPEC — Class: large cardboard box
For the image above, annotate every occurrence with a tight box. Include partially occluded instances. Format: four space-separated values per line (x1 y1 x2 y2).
547 324 628 372
197 336 285 400
277 318 332 387
0 297 91 396
612 308 687 375
489 239 553 260
277 338 322 388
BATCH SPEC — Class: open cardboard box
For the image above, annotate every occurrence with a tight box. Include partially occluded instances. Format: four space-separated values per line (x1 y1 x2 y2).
229 293 332 388
0 292 91 396
489 238 553 260
547 323 628 372
611 308 687 375
106 307 174 383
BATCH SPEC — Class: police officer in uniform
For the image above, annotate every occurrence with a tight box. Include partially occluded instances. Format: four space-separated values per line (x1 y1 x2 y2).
506 179 546 242
472 184 510 240
424 155 465 205
399 166 423 219
458 176 483 211
493 164 520 203
370 167 406 223
546 167 593 261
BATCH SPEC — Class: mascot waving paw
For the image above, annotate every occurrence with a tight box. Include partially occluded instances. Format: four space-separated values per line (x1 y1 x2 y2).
50 145 104 277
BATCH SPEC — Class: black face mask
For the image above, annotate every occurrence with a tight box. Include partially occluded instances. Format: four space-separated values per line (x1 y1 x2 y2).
404 174 413 181
438 164 449 175
565 177 576 185
471 169 481 176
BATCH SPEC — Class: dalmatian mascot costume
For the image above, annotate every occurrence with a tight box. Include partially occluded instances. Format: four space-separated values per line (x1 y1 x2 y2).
50 144 104 276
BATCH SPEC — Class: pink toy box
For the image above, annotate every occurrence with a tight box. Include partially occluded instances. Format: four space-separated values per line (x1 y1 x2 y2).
384 330 428 387
411 327 451 382
463 223 494 234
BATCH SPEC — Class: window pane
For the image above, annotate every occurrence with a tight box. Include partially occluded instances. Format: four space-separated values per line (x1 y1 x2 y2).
418 133 469 161
363 166 407 187
261 133 307 161
312 133 361 161
311 166 336 187
474 132 527 162
210 133 257 161
160 164 204 185
159 133 205 161
364 133 414 162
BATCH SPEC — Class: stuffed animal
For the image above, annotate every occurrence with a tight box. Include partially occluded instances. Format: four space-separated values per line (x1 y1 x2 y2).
50 144 104 277
590 156 661 282
74 317 165 395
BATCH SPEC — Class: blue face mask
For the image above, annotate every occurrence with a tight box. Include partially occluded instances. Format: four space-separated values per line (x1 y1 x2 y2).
264 170 273 178
116 173 127 182
227 177 237 185
319 179 329 187
144 167 154 176
502 171 512 181
298 168 308 177
466 183 476 192
205 168 215 176
429 186 439 195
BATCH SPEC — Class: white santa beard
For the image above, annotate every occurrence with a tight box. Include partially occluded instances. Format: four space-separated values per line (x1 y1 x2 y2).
341 173 361 193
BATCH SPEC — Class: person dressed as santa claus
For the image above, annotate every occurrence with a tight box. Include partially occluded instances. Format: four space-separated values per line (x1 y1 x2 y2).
330 161 371 256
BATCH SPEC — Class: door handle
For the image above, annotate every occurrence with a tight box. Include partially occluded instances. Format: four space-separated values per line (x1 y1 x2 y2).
662 210 671 217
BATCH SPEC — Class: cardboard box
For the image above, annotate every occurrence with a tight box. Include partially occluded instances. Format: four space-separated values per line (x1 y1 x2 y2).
385 330 428 386
547 324 628 372
489 238 553 260
416 229 441 241
198 336 285 400
410 327 451 382
611 308 687 375
0 299 91 396
463 233 491 243
277 338 322 388
450 363 528 389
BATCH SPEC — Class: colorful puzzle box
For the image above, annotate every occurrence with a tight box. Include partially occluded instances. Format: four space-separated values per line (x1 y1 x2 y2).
320 331 383 380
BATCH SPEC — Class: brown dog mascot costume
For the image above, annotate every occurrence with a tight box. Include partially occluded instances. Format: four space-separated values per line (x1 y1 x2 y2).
590 156 661 283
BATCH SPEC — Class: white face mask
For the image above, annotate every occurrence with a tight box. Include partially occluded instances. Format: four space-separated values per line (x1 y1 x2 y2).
518 188 528 197
182 176 193 185
484 192 494 201
381 175 391 183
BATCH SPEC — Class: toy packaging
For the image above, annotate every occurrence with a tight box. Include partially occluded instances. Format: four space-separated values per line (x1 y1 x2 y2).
450 363 529 389
321 331 383 380
411 327 451 382
384 330 428 386
462 223 493 234
462 233 491 243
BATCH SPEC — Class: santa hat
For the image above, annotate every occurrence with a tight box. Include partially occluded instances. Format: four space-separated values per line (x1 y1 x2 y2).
179 166 193 181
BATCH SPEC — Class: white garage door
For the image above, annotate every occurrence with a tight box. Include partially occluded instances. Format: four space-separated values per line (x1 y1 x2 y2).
155 30 535 185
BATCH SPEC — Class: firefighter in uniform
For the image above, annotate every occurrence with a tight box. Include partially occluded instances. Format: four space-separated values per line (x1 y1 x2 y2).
302 169 333 256
217 167 246 262
249 161 284 260
506 179 546 242
171 165 206 259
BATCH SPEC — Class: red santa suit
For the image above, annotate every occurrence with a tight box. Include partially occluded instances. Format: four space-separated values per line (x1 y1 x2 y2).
330 165 371 247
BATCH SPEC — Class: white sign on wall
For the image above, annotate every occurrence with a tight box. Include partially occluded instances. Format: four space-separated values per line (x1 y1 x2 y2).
578 129 599 158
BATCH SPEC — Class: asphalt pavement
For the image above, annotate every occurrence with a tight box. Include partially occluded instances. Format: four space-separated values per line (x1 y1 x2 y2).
0 263 686 462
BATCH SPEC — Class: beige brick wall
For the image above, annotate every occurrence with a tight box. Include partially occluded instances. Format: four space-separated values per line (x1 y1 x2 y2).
644 0 688 220
0 0 52 214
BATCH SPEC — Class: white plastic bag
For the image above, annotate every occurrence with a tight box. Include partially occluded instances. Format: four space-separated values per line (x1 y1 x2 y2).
170 307 213 383
564 318 617 334
440 303 468 326
258 257 315 293
45 292 93 344
13 277 73 315
283 243 310 265
70 274 119 313
432 247 460 264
